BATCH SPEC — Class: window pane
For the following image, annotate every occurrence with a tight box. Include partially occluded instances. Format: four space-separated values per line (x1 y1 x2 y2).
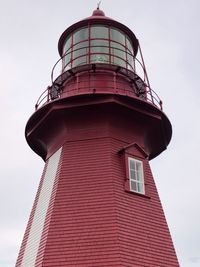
63 36 72 69
137 170 143 182
73 56 87 67
90 40 109 53
126 37 133 55
131 181 137 192
63 35 72 54
129 159 135 170
74 41 88 50
137 182 144 194
74 27 88 44
111 41 124 50
136 161 142 172
90 54 109 63
111 41 125 57
112 57 126 68
110 28 125 46
91 25 108 39
112 48 126 60
63 49 71 66
72 41 88 67
130 170 136 180
136 161 143 181
127 55 133 69
73 41 88 60
118 58 126 68
72 55 87 67
126 38 134 67
111 41 126 67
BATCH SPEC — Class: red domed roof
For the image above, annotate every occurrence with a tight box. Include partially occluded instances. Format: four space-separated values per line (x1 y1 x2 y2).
92 8 105 17
82 8 113 21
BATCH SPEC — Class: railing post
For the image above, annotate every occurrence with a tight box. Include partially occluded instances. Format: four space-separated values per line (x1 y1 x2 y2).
160 100 163 111
47 86 51 102
138 42 154 105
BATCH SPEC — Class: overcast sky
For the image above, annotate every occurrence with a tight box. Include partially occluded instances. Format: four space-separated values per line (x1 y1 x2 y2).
0 1 199 266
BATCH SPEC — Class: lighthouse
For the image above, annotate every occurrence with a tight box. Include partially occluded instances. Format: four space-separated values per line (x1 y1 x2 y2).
16 7 179 267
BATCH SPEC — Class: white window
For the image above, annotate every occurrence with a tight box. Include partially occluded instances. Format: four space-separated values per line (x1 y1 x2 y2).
128 157 145 194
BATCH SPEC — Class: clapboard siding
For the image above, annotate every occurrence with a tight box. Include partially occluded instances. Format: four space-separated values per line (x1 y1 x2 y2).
40 137 120 266
110 138 178 266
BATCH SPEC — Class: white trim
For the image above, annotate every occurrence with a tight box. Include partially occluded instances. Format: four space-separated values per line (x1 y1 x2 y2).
20 147 62 267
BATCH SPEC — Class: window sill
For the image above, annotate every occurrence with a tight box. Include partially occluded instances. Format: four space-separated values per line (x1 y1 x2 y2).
125 188 151 199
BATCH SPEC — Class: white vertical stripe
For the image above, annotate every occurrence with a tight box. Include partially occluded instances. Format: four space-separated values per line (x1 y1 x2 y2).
21 147 62 267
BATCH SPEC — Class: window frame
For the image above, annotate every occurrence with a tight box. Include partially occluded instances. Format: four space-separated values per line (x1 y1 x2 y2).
128 157 145 195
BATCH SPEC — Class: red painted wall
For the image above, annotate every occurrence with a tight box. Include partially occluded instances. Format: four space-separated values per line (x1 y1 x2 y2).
18 105 179 266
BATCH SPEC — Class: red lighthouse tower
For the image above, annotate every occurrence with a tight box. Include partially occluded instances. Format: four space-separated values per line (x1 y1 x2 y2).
16 8 179 267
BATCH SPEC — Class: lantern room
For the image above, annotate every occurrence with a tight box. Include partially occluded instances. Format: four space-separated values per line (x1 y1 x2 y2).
59 9 139 72
35 8 164 112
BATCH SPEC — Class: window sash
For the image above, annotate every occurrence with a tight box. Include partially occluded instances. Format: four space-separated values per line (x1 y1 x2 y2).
128 157 145 194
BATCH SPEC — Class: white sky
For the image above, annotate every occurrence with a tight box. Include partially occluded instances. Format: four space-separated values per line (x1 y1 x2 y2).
0 1 199 266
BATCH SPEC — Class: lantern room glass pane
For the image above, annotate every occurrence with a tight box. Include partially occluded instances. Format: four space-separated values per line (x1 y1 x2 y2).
126 37 134 67
73 41 88 66
110 29 126 68
90 39 109 63
111 48 126 68
73 56 87 66
63 35 72 54
110 28 125 46
91 25 108 39
113 58 125 68
63 48 71 69
90 54 109 63
126 37 133 55
111 41 126 59
90 40 109 53
63 35 72 69
74 27 88 44
72 29 88 67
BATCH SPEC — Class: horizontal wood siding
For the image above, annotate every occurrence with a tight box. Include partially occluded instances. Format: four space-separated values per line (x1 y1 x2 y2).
41 138 121 266
110 138 179 266
18 104 178 266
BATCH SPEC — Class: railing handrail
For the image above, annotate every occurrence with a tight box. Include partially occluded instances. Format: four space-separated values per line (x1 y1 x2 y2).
35 63 162 111
51 44 136 83
35 41 163 111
